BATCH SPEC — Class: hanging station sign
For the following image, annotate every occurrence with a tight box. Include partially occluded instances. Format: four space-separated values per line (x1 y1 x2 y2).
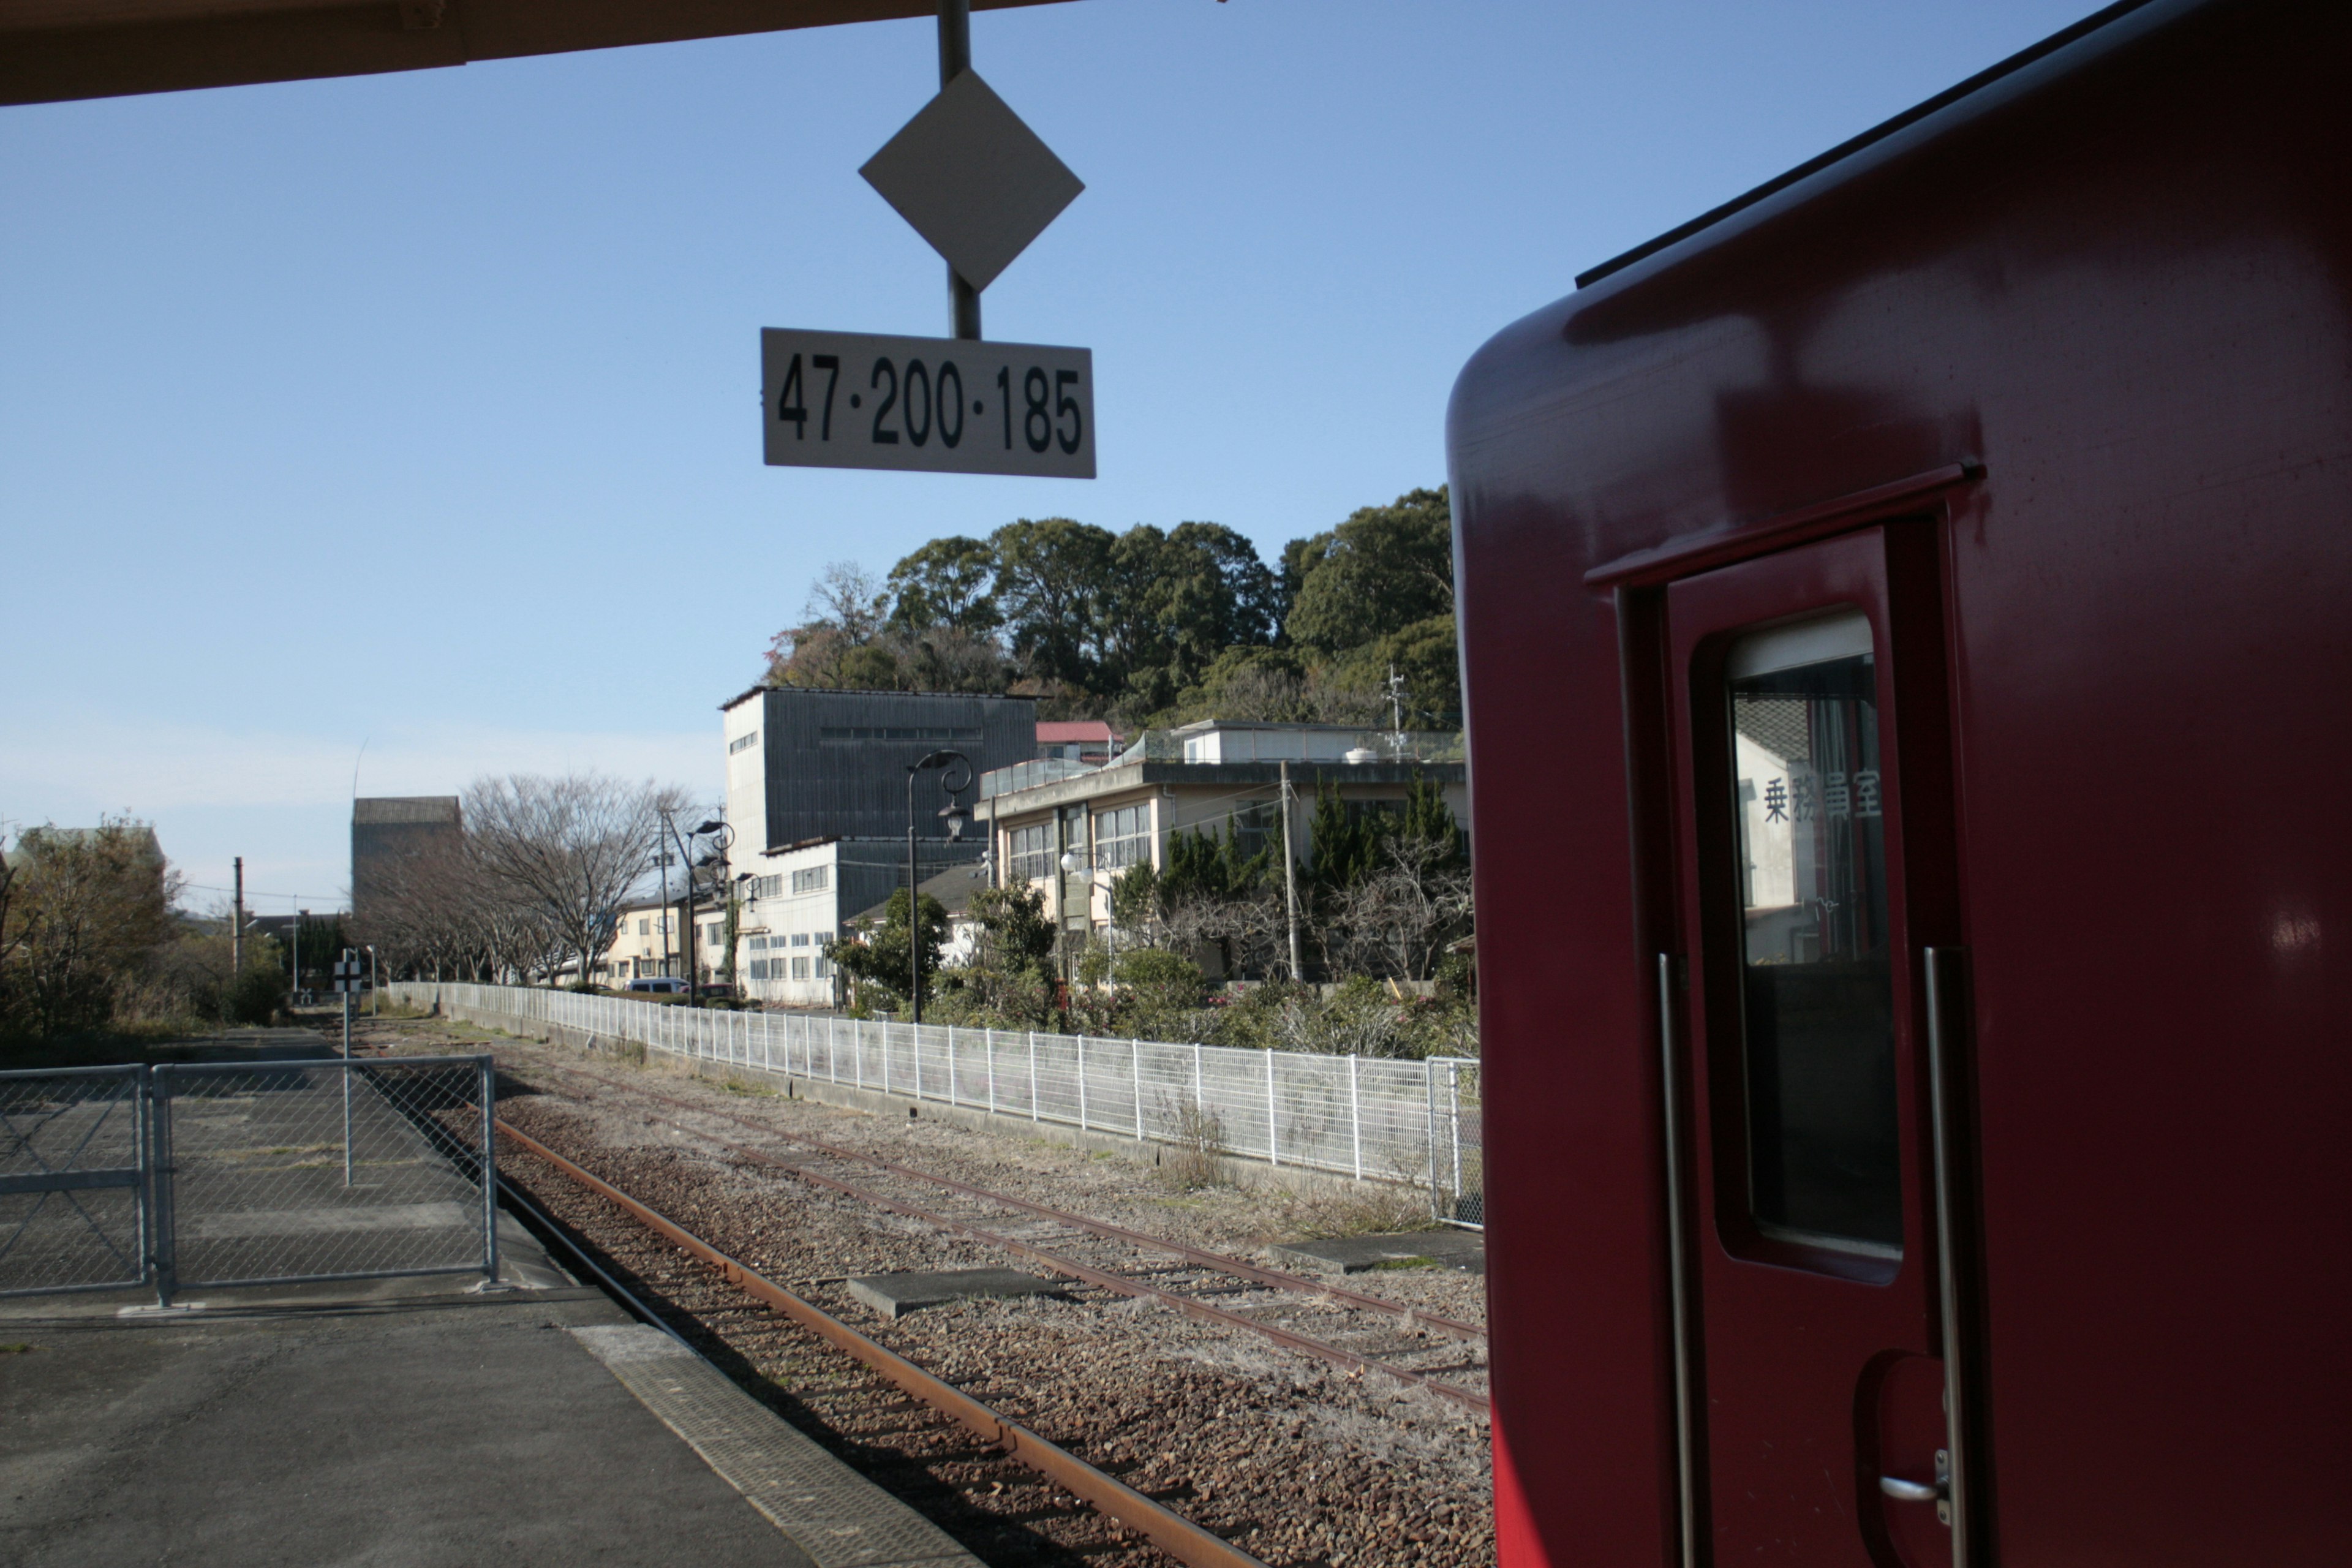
761 328 1094 478
761 27 1094 480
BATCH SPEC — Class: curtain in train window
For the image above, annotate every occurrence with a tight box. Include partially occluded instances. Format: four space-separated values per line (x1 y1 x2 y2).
1725 612 1900 1254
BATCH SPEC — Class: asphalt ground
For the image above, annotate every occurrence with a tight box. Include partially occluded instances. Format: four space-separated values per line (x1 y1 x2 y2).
0 1254 831 1567
0 1025 976 1568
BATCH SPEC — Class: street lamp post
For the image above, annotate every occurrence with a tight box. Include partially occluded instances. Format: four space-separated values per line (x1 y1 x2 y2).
905 750 973 1026
665 814 731 1008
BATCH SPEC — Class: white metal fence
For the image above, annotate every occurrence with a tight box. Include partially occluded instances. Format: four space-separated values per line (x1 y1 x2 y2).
393 982 1483 1223
1427 1057 1484 1227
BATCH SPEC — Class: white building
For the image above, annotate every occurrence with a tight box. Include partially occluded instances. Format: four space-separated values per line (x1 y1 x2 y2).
733 837 845 1005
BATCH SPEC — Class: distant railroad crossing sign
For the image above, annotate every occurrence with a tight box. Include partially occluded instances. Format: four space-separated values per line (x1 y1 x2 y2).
761 327 1093 478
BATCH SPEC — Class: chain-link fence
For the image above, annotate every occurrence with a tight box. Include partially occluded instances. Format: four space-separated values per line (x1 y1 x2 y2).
154 1057 496 1302
397 982 1480 1208
0 1065 149 1298
1427 1056 1483 1229
0 1056 496 1304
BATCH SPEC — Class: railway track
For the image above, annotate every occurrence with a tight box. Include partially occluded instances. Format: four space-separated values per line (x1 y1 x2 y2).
360 1018 1496 1566
499 1120 1267 1568
501 1051 1490 1414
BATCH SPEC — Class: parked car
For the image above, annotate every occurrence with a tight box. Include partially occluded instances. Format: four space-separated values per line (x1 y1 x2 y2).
698 982 739 1001
624 976 687 995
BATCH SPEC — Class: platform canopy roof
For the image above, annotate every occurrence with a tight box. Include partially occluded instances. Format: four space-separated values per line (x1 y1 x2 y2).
0 0 1076 108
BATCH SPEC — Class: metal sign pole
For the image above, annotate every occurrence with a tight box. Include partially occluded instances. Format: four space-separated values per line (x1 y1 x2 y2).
341 955 355 1186
938 0 980 340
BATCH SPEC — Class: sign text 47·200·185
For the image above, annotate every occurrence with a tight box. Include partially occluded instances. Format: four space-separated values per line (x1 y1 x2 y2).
760 328 1094 478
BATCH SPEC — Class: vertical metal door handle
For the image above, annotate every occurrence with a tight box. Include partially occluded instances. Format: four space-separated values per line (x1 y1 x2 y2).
1923 948 1973 1563
1659 954 1698 1568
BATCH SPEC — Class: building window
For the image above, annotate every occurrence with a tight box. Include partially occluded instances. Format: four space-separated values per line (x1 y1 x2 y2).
637 918 649 936
1092 804 1150 870
1008 823 1053 880
813 953 831 979
790 956 811 980
790 933 810 948
791 865 829 894
729 730 759 755
705 924 725 949
750 874 783 899
1229 800 1282 862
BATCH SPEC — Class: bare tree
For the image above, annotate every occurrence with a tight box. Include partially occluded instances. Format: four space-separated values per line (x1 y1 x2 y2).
459 773 688 988
806 560 887 641
1328 834 1474 981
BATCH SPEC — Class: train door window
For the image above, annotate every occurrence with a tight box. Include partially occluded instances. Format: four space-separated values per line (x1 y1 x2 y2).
1725 611 1900 1255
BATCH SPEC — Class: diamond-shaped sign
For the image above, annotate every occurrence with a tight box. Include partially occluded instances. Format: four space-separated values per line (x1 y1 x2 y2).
860 69 1084 295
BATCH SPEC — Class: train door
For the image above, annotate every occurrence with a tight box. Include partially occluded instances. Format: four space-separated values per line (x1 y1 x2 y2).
1656 524 1978 1568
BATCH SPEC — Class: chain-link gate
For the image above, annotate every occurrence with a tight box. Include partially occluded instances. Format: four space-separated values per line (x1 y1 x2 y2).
0 1065 149 1298
1427 1056 1483 1229
153 1057 497 1303
0 1056 496 1304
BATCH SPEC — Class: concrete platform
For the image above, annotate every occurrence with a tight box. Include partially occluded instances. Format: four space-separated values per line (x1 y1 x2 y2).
0 1213 978 1566
844 1269 1064 1319
1265 1227 1486 1276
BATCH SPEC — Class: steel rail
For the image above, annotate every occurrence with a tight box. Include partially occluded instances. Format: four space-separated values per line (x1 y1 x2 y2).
515 1065 1488 1412
535 1057 1487 1344
496 1120 1273 1568
493 1172 697 1351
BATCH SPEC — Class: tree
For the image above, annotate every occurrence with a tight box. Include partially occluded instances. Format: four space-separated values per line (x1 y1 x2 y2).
1330 834 1474 982
750 483 1461 731
1305 786 1387 897
886 536 1001 634
763 561 894 688
829 889 948 1012
459 774 689 987
887 624 1010 693
806 560 888 641
1285 487 1454 654
284 912 349 992
0 818 180 1039
966 881 1056 974
1286 486 1461 725
990 518 1117 693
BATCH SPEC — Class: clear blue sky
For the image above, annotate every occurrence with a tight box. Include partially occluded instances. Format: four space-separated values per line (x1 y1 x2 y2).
1 0 2103 915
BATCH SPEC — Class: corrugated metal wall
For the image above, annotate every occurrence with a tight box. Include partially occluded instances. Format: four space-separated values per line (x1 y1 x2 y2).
756 689 1036 850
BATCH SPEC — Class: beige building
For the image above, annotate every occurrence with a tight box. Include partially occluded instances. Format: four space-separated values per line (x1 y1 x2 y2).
592 893 710 982
973 720 1468 963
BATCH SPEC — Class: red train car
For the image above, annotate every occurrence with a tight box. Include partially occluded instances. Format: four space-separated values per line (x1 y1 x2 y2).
1446 1 2348 1564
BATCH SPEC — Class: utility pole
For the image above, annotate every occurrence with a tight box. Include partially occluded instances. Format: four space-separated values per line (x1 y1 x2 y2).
938 0 981 340
1387 663 1408 757
656 831 673 980
680 831 701 1008
294 908 307 1005
232 856 244 973
1280 761 1304 983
